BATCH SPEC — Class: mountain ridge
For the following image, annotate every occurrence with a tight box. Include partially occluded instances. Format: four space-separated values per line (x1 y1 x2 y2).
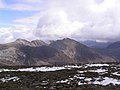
0 38 119 66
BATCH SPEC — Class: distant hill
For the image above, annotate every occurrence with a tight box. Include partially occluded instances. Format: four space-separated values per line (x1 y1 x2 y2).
0 38 119 66
96 41 120 61
107 41 120 49
80 40 112 48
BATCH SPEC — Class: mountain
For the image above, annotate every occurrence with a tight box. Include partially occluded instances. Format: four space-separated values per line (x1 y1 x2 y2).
0 39 72 66
14 39 48 47
0 38 118 66
20 46 73 65
81 40 112 48
31 40 47 47
107 41 120 49
0 39 48 66
96 41 120 61
106 41 120 61
50 38 114 63
0 39 47 50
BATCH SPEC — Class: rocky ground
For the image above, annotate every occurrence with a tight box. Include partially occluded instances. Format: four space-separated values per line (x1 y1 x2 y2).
0 63 120 90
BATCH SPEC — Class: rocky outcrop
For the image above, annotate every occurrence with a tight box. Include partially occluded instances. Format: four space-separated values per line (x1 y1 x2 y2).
0 47 26 66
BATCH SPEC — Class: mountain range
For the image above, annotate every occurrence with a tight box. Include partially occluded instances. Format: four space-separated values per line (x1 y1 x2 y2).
0 38 119 66
80 40 112 48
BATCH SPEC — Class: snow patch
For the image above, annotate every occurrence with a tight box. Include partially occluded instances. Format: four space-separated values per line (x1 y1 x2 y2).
88 69 107 73
94 77 120 85
112 72 120 76
0 76 19 83
86 64 109 67
0 65 83 72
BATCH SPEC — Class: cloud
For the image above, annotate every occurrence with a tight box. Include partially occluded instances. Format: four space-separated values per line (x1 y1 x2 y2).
35 0 120 42
0 27 14 43
36 10 85 40
0 25 37 43
1 0 120 43
0 0 4 8
13 13 41 26
8 3 40 11
17 0 42 3
1 0 42 11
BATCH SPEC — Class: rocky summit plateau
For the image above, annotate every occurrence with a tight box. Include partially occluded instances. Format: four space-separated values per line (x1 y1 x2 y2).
0 38 120 66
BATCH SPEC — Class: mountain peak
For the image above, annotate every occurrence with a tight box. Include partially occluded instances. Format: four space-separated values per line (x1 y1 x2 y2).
63 38 72 40
15 39 47 47
15 39 30 43
14 39 31 46
62 38 77 42
31 40 47 46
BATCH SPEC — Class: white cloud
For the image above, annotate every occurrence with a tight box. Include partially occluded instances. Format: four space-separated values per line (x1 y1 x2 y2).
13 13 41 26
0 25 37 43
8 3 41 11
36 9 84 40
1 0 120 43
18 0 42 3
0 27 14 43
0 0 4 8
1 0 43 11
35 0 120 42
90 0 118 13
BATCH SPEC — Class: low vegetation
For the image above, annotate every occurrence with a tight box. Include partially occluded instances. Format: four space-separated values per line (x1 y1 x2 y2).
0 63 120 90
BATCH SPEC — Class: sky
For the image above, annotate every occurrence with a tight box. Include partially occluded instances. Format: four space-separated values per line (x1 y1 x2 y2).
0 0 120 43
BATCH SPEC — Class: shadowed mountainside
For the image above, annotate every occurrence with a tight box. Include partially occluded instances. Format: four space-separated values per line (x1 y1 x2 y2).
97 41 120 61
